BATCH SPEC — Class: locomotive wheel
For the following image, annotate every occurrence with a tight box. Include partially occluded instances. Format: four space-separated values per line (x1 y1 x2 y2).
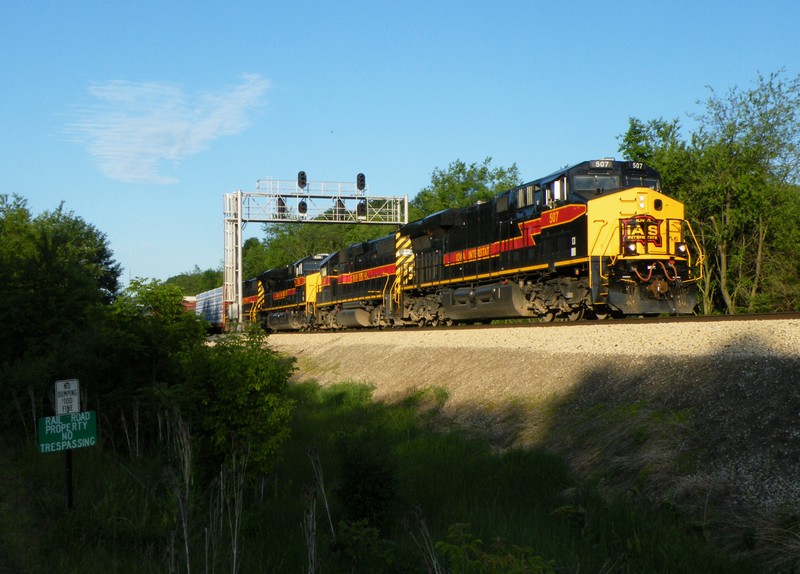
540 310 556 323
567 307 585 322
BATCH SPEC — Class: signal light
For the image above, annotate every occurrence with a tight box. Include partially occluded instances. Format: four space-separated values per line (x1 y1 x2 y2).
357 201 367 218
298 200 307 214
298 170 307 189
356 172 366 191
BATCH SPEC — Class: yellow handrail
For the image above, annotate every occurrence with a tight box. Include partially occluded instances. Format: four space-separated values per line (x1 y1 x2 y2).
683 220 705 283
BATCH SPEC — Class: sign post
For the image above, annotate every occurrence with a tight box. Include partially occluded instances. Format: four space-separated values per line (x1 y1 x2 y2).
39 379 96 510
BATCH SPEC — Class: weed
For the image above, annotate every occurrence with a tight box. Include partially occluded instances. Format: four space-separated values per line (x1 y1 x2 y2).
0 381 761 573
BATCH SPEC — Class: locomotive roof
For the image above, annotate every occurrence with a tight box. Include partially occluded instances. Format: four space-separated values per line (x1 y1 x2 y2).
493 159 660 203
292 253 329 266
338 232 395 261
259 265 292 280
521 159 659 188
399 207 462 238
316 233 396 268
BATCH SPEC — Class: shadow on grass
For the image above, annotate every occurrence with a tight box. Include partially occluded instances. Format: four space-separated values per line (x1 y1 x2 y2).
274 330 799 573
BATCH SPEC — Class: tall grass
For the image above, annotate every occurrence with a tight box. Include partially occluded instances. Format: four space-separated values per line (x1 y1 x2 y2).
2 381 760 573
263 381 759 573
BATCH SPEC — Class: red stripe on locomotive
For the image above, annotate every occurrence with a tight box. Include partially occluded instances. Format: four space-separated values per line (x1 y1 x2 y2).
443 205 587 266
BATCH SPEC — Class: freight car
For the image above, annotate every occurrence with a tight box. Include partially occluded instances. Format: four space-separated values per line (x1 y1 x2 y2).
195 278 260 332
195 286 225 332
249 159 703 330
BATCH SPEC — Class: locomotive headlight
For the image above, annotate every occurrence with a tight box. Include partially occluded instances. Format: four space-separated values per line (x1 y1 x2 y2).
674 242 687 255
638 194 646 209
625 241 638 255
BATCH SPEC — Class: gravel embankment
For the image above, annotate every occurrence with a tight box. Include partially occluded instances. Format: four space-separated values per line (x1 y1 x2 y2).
268 318 800 514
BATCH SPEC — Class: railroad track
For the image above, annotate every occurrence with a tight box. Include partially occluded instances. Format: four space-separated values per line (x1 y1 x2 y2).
261 311 800 336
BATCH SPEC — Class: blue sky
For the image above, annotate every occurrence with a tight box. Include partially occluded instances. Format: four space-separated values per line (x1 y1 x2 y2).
3 1 798 283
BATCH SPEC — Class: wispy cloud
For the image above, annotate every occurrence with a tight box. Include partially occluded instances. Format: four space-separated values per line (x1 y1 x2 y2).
67 74 269 184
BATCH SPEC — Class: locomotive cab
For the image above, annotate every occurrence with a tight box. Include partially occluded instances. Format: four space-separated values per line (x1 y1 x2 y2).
528 159 702 316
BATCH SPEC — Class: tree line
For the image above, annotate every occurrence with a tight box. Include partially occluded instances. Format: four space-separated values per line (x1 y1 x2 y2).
3 69 797 344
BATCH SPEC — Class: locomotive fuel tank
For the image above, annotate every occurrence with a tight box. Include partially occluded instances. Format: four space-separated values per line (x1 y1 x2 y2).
337 307 372 328
441 282 533 321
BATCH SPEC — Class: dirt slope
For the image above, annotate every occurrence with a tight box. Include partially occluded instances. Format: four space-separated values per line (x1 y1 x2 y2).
269 319 800 516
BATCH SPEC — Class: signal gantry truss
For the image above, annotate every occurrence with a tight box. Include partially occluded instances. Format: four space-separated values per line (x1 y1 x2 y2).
247 178 408 224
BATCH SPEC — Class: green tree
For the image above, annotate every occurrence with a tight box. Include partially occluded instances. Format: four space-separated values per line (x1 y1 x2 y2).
617 118 696 195
619 70 800 314
0 197 121 361
690 71 800 313
165 265 223 295
81 279 209 453
0 195 36 361
104 279 295 471
33 204 121 301
410 157 522 220
177 331 296 476
108 278 208 384
0 196 123 429
242 236 271 278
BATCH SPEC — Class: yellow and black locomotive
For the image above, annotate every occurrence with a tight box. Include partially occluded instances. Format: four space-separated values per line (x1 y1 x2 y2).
254 159 703 329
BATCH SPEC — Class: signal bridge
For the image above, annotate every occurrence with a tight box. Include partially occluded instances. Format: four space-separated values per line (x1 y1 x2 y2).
248 178 408 224
223 173 409 328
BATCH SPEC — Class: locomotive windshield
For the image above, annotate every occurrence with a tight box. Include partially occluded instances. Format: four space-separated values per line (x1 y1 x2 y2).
625 176 660 190
573 175 620 192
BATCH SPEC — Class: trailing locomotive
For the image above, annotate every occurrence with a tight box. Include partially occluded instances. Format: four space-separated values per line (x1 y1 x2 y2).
244 159 704 330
